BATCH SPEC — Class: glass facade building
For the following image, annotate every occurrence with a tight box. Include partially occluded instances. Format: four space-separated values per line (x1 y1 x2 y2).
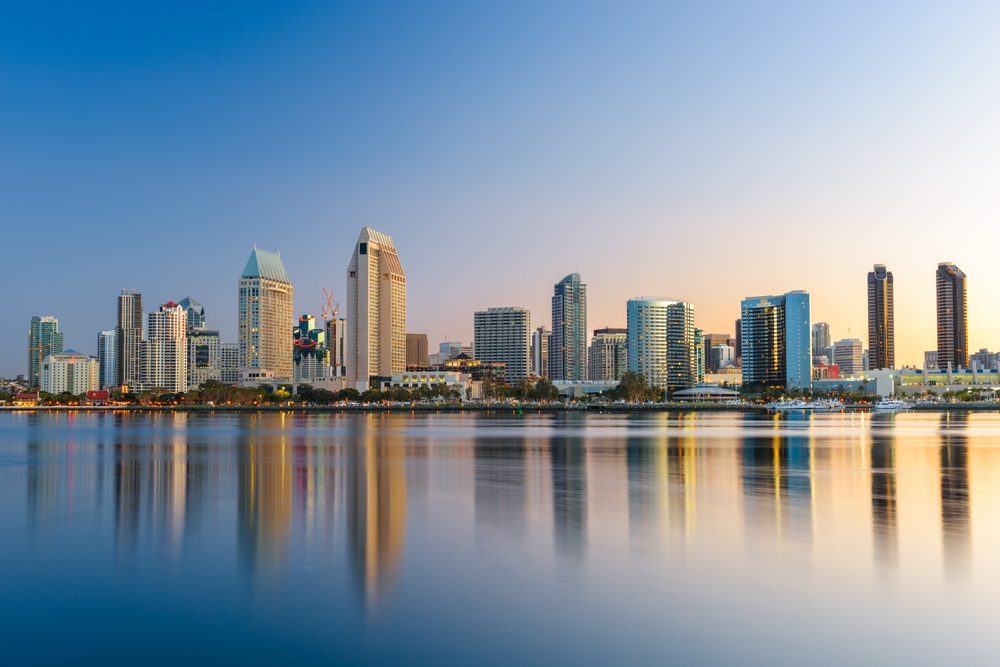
740 291 811 390
550 273 587 381
27 315 64 388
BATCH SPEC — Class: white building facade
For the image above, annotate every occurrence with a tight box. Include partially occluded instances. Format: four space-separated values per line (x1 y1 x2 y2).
41 352 99 394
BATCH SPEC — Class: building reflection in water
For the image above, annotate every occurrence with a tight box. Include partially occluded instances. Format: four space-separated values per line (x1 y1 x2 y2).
549 415 587 560
870 413 898 571
474 425 526 541
237 414 293 576
939 412 970 576
346 414 407 612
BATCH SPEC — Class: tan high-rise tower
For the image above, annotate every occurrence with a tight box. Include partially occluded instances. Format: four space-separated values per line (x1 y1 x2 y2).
346 228 406 390
936 262 968 370
239 248 294 381
867 264 895 370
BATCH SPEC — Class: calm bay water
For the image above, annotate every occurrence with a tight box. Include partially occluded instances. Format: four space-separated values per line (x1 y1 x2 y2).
2 410 999 665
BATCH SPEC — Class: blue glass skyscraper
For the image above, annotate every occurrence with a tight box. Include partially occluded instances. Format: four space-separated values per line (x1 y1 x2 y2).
740 291 811 390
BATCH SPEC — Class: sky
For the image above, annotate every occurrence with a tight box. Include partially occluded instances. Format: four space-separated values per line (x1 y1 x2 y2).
2 1 1000 376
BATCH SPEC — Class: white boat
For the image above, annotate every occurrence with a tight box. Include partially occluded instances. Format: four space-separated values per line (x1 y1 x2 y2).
809 399 844 412
766 399 813 412
872 399 913 411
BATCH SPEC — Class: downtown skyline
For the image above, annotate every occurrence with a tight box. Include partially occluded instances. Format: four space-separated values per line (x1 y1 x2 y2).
5 3 1000 375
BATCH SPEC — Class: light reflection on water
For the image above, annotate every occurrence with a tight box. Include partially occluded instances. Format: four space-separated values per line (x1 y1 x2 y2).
2 410 999 665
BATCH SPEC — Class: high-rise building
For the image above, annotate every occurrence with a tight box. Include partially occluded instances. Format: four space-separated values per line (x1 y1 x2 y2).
936 262 968 370
531 327 550 379
141 301 188 392
27 315 63 388
710 345 735 370
293 315 332 382
239 248 294 381
626 297 696 394
326 317 347 377
40 351 99 394
811 323 831 355
406 333 429 369
702 333 732 372
188 328 222 388
734 319 742 364
550 273 587 381
867 264 895 370
346 227 406 390
833 338 864 376
177 296 206 331
588 328 628 382
740 291 811 390
220 343 240 384
969 348 1000 372
116 290 143 389
694 328 705 384
474 307 531 383
97 330 117 390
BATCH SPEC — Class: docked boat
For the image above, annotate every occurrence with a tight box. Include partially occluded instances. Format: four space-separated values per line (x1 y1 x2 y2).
809 399 845 412
872 399 913 411
766 399 813 412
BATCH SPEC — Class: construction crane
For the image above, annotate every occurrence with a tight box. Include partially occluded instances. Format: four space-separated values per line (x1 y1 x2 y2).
322 288 339 321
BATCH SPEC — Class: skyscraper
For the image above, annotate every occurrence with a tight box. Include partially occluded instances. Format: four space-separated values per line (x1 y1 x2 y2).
833 338 863 376
97 330 117 390
531 327 550 379
702 333 732 372
406 333 429 369
141 301 188 392
116 290 143 389
867 264 895 370
588 328 628 382
188 328 222 388
550 273 587 381
811 322 831 355
346 227 406 390
27 315 63 388
626 297 696 394
474 307 531 383
936 262 968 370
740 291 811 390
177 296 206 331
239 248 294 381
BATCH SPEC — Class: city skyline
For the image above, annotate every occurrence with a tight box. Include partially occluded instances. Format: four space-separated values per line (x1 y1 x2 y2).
5 3 1000 376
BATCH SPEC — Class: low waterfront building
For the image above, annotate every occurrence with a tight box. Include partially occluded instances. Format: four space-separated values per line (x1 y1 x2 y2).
673 384 740 402
552 380 619 399
40 351 99 394
380 371 480 400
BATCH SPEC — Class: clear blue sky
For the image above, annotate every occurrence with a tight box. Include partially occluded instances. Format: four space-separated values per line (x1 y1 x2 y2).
3 1 1000 376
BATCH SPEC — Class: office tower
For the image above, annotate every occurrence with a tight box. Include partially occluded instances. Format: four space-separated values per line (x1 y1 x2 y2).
866 265 895 370
293 315 332 382
141 301 188 392
531 327 550 379
740 291 811 390
626 297 696 394
116 290 143 388
734 319 742 363
474 307 531 383
811 323 831 355
239 247 294 381
406 333 429 369
550 273 588 381
346 227 406 390
177 296 206 331
936 262 968 370
702 333 731 372
326 317 347 376
588 328 628 382
220 343 240 384
27 315 64 388
97 330 117 390
833 338 864 376
188 328 222 388
40 351 99 394
694 328 704 384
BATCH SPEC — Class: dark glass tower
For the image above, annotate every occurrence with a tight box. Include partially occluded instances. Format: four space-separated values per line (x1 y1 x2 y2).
936 263 968 370
867 264 895 370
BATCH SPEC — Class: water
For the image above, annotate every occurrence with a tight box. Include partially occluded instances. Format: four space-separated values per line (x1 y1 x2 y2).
1 410 998 665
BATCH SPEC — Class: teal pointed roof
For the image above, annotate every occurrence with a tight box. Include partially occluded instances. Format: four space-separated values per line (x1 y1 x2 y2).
242 247 290 283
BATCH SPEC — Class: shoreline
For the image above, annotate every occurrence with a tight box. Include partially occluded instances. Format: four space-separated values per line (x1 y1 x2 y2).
2 402 1000 413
